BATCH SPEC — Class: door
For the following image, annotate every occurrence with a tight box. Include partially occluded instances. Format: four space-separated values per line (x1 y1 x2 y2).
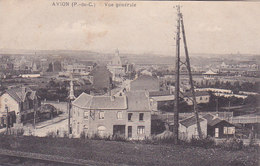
128 126 132 138
113 125 125 137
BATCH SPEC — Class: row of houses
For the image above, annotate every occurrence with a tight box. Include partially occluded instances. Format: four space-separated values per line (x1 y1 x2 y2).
177 113 235 140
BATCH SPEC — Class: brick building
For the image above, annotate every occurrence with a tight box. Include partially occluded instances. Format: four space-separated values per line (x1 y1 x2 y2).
71 91 151 139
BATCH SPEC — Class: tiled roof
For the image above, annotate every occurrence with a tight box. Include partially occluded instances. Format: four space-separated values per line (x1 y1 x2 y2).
72 93 93 108
72 93 127 110
151 95 175 102
91 96 127 110
202 113 232 126
5 87 36 103
149 90 171 97
202 113 215 123
179 116 205 128
207 118 223 126
126 91 150 111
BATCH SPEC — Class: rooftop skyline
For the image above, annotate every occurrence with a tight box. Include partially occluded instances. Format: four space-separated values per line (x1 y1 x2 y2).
0 1 260 56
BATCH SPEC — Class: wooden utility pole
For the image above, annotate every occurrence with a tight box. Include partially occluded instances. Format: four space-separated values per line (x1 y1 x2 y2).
173 6 203 142
33 99 37 129
68 75 75 134
5 106 9 135
180 13 202 139
173 5 181 144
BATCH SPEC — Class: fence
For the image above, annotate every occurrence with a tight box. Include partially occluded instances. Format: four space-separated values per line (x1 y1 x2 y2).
229 116 260 124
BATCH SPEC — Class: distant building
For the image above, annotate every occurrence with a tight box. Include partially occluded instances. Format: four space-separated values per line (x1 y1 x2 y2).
21 74 41 78
47 61 62 72
0 86 40 128
148 90 174 113
130 75 160 92
203 114 235 138
178 115 208 140
203 69 218 79
107 49 126 81
88 66 113 92
71 91 151 139
182 91 210 105
62 61 95 76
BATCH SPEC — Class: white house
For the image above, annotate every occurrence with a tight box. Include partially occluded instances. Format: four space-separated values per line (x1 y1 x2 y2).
0 86 40 128
178 116 207 141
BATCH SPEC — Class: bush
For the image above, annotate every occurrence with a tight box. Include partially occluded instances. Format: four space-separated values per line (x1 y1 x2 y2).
80 131 86 139
10 128 24 136
218 138 243 151
46 131 58 138
112 135 127 142
63 131 69 138
189 137 215 148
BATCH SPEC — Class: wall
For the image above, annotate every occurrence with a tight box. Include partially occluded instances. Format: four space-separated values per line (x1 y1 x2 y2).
71 105 151 139
126 111 151 139
0 93 19 115
179 120 207 141
184 95 210 105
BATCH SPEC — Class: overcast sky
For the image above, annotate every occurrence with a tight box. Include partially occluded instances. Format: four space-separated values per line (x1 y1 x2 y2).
0 0 260 55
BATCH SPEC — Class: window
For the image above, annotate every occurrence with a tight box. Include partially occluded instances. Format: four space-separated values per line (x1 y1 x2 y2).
137 126 145 134
117 111 123 119
128 113 133 121
99 111 105 119
139 113 144 121
224 127 235 134
200 97 203 100
215 128 219 138
84 111 88 119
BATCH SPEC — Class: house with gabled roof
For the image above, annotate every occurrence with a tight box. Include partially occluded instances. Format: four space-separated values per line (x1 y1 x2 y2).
203 113 235 138
0 86 40 128
178 115 207 141
71 91 151 139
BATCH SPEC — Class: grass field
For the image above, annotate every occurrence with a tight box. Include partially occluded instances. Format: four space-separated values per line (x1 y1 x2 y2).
0 135 259 166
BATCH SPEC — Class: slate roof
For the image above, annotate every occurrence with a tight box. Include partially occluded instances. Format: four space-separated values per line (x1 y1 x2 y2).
126 91 150 111
5 87 37 103
179 116 205 128
72 92 127 110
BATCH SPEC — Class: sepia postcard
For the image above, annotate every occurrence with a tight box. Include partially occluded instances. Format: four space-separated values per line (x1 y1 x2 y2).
0 0 259 165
